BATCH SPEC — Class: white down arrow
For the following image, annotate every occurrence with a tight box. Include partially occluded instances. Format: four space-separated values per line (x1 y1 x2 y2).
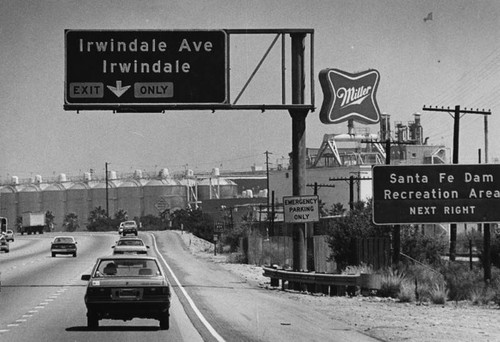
107 81 131 97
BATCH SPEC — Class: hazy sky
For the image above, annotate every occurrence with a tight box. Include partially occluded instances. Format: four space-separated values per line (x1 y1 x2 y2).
1 0 499 180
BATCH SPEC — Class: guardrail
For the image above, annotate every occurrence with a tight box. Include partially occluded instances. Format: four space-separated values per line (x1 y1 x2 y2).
262 267 362 296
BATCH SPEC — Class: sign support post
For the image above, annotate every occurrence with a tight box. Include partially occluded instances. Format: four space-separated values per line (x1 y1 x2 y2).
289 33 309 272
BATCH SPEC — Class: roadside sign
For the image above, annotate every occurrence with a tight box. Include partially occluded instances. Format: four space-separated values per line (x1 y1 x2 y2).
283 195 319 223
373 164 500 224
64 30 228 109
214 222 223 233
154 197 170 213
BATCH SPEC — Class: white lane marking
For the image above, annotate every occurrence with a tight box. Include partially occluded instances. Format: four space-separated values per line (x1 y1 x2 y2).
0 330 9 333
150 233 226 342
7 324 19 327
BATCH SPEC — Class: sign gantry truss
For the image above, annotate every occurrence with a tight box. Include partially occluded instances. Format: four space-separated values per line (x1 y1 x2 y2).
64 28 314 113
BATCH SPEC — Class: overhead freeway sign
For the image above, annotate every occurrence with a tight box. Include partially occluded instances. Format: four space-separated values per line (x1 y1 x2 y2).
64 30 228 110
373 164 500 224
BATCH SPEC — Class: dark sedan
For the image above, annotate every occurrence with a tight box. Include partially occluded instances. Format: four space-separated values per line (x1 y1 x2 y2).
51 236 77 257
81 255 171 329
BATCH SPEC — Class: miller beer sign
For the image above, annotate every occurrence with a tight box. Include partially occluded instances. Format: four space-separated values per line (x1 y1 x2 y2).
319 68 381 125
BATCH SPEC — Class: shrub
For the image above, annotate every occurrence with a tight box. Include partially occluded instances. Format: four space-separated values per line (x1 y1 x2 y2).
401 225 447 266
403 263 445 302
440 262 482 301
378 268 406 298
429 283 448 304
398 279 416 302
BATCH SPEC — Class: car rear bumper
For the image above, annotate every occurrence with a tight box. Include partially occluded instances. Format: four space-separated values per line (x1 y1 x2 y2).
51 248 77 253
85 300 170 320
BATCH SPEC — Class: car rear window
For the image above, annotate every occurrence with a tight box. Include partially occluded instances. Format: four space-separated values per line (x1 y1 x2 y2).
117 240 144 246
95 259 160 277
54 237 74 243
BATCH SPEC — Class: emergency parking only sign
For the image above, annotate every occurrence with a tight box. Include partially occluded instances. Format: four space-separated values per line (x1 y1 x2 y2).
283 195 319 223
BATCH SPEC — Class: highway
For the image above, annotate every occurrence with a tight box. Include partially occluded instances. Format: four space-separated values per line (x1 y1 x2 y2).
0 231 379 342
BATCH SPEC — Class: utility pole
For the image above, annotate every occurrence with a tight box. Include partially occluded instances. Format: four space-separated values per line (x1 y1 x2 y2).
328 175 371 210
422 105 491 262
105 162 109 217
264 151 272 211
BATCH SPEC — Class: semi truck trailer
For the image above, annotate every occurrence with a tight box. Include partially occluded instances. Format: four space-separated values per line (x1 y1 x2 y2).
20 212 46 235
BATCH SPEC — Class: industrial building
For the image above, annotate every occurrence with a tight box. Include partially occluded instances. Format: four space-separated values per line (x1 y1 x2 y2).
0 113 448 232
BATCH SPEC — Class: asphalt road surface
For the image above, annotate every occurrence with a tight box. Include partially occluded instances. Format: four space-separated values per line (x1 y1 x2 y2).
0 231 378 342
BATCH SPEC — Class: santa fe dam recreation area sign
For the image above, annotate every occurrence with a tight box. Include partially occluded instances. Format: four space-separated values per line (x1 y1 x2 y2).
373 164 500 224
64 30 227 110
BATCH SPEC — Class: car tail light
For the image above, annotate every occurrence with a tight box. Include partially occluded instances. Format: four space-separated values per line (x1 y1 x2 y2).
144 287 169 296
87 287 111 297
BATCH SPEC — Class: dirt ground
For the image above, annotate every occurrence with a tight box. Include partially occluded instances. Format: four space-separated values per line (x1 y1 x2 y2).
176 231 500 342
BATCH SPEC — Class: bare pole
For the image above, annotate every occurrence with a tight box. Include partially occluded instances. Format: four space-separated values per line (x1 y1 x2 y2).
105 162 109 217
289 32 309 272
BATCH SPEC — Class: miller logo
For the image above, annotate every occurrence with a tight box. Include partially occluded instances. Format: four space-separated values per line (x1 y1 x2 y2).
319 69 381 125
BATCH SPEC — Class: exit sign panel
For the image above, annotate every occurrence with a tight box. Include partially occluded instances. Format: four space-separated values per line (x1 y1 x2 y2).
373 164 500 224
65 30 228 107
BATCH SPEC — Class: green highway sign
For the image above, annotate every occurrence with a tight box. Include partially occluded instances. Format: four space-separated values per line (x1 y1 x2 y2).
373 164 500 224
64 30 228 110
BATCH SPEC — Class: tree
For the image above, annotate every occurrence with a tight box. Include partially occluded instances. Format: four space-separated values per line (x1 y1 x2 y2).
63 213 79 232
170 208 214 241
45 211 55 231
325 199 391 270
86 206 109 231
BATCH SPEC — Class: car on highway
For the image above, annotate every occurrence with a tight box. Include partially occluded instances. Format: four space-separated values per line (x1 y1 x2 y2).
4 229 14 242
0 234 9 253
112 237 149 255
81 255 171 329
119 220 138 236
51 236 77 257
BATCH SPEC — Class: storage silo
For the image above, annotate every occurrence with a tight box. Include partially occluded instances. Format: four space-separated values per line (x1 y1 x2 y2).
197 177 238 200
116 178 145 219
143 178 187 216
18 183 45 215
42 182 72 231
0 185 21 228
66 182 92 231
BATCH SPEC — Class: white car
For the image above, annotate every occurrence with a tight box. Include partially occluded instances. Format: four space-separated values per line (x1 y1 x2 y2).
119 220 138 236
4 229 14 242
112 237 149 255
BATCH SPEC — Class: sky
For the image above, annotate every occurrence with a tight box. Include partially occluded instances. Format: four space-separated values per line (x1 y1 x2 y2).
1 0 499 182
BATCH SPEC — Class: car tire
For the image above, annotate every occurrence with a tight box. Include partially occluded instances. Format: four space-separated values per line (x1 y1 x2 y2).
5 249 9 253
52 253 56 257
73 252 77 257
159 312 170 330
87 311 99 329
